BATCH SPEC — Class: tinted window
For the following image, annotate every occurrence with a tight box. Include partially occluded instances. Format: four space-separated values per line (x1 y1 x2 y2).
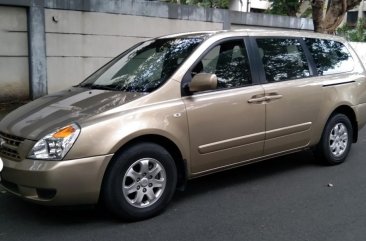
192 39 252 89
80 38 203 92
305 38 354 75
256 38 310 82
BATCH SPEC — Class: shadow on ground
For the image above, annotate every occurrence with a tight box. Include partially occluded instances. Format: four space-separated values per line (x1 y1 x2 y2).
173 150 319 203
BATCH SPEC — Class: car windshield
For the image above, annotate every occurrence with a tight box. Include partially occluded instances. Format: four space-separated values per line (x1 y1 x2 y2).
80 37 203 92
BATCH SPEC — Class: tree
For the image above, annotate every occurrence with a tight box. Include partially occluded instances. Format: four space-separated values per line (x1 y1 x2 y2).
337 18 366 41
312 0 361 33
268 0 362 33
268 0 304 16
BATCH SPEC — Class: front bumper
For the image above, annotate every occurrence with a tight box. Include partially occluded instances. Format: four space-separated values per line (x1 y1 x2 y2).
0 155 113 205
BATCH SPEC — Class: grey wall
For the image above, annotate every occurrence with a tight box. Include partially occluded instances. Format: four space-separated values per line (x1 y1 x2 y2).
45 9 223 93
0 6 28 101
0 0 314 101
230 11 314 30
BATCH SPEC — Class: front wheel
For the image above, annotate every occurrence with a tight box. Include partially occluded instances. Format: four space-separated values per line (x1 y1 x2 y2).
102 142 177 221
315 113 353 165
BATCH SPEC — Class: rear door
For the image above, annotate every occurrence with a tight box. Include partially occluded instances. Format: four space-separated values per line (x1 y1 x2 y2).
251 37 323 156
183 38 266 174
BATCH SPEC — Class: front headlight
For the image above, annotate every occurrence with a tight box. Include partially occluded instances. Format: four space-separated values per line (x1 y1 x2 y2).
28 123 81 160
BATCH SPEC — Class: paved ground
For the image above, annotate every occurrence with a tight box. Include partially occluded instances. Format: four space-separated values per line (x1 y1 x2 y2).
1 108 366 241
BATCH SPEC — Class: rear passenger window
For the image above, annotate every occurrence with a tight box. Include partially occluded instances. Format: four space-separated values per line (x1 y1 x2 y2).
256 38 310 82
305 38 354 75
192 39 252 89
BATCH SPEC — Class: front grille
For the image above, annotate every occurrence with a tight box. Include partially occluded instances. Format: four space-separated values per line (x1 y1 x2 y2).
0 132 24 160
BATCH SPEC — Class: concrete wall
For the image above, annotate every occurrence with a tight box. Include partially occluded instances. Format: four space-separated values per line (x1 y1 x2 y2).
43 7 313 93
45 9 222 93
230 11 314 30
0 6 29 101
0 0 314 101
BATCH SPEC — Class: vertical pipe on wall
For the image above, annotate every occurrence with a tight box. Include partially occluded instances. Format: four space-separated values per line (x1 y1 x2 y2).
28 0 47 99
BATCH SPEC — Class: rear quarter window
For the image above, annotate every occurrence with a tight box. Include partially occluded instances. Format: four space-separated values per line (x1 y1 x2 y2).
305 38 354 75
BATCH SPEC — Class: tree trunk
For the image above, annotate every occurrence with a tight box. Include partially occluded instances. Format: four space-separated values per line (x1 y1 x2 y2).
312 0 361 33
323 0 347 33
312 0 326 33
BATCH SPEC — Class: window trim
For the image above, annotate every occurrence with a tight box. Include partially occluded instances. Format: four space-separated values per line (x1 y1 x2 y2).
299 37 318 76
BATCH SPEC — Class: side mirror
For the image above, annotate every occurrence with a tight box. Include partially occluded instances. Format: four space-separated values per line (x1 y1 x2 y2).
189 73 217 92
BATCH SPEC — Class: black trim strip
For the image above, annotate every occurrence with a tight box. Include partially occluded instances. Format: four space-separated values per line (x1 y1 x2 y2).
322 80 356 87
299 37 318 76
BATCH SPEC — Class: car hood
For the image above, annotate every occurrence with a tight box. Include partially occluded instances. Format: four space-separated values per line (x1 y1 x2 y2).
0 87 146 140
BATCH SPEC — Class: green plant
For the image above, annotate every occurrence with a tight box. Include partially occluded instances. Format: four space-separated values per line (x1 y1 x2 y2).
267 0 303 16
337 18 366 42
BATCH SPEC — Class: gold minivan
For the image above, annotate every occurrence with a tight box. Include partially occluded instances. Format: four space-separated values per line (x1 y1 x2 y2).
1 29 366 221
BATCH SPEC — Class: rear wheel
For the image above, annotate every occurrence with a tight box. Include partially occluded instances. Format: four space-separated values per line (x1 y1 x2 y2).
102 142 177 221
315 113 353 165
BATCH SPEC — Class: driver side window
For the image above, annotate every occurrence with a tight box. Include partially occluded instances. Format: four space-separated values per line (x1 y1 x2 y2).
192 39 252 89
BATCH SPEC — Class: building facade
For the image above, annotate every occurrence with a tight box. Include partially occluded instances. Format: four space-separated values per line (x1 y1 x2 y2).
347 0 366 26
229 0 271 13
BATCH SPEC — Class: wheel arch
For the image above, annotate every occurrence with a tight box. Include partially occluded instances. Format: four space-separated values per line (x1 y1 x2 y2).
102 134 188 194
326 105 358 143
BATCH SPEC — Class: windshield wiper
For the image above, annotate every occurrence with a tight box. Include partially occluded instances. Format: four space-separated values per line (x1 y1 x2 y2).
89 84 119 91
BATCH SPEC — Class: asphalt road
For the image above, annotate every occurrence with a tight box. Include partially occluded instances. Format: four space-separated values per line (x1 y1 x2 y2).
1 128 366 241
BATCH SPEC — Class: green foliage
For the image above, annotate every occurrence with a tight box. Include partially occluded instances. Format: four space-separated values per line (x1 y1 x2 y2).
163 0 229 8
337 18 366 42
267 0 302 16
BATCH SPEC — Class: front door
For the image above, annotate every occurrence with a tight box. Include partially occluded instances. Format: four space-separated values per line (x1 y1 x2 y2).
183 38 266 174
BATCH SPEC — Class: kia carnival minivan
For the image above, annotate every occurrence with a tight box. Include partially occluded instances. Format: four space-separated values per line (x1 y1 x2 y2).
1 29 366 221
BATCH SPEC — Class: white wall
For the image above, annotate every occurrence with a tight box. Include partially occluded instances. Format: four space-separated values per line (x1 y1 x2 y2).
250 0 271 10
229 0 271 12
230 0 249 12
350 42 366 68
45 9 223 93
0 6 28 101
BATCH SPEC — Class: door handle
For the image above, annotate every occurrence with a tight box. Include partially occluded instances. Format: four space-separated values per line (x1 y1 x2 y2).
265 94 283 101
247 96 267 103
248 94 283 104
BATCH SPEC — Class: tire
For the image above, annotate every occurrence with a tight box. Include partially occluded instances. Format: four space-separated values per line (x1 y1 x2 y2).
315 113 353 165
102 142 177 221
